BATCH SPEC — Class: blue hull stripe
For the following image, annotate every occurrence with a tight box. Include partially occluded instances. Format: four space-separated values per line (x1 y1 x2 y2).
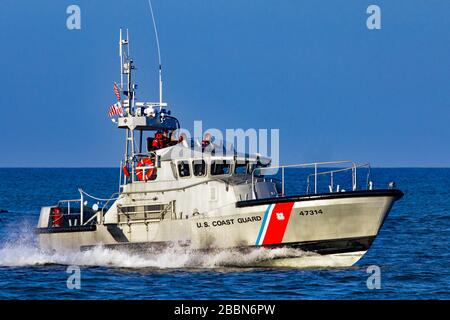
255 204 272 245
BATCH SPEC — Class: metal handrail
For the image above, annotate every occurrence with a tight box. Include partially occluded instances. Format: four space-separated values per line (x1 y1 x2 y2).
57 199 82 221
79 189 120 225
98 191 121 224
79 189 119 202
55 189 119 226
251 160 359 199
117 205 166 224
102 192 120 209
160 201 174 220
83 192 120 226
57 199 82 205
306 163 371 194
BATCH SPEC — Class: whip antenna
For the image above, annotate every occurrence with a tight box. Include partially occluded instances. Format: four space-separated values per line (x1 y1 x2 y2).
148 0 163 107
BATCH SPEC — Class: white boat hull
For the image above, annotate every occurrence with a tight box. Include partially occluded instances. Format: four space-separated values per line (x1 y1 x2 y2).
36 190 402 267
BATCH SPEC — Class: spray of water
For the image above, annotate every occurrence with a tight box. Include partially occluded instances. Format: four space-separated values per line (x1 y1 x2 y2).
0 218 361 269
0 220 314 269
0 243 314 269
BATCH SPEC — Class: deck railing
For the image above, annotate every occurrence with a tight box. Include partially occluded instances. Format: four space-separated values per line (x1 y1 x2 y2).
305 163 371 195
55 189 119 226
251 160 371 199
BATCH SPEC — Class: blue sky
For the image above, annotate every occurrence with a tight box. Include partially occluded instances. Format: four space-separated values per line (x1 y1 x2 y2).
0 0 449 167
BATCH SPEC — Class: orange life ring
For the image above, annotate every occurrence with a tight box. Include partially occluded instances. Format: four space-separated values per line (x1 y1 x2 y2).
136 157 154 181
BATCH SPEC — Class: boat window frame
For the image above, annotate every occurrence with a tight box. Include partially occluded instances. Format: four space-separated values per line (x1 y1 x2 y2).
192 159 207 177
209 158 232 177
177 160 192 179
234 159 249 175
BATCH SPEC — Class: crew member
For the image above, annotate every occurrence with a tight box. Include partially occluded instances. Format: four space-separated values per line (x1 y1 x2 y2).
151 130 171 149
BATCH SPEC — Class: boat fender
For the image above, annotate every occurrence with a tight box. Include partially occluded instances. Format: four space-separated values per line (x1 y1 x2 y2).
123 165 130 177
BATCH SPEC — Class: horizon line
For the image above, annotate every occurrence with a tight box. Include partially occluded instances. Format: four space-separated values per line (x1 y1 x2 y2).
0 166 449 169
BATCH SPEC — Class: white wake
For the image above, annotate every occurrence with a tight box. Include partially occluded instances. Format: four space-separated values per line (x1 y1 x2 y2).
0 220 359 269
0 244 313 269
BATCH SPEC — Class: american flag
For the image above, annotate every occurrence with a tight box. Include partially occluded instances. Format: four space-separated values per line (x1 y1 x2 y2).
113 82 121 101
108 101 123 118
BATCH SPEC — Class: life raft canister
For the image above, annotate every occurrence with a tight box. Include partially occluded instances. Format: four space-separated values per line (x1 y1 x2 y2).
136 157 154 181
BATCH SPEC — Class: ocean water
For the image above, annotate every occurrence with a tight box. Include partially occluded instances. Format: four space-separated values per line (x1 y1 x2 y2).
0 168 448 299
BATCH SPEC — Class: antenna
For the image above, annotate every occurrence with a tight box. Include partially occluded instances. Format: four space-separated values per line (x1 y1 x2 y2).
127 28 130 57
119 29 123 88
148 0 163 107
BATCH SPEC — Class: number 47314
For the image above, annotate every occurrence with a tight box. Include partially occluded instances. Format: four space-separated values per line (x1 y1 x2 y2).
299 209 324 216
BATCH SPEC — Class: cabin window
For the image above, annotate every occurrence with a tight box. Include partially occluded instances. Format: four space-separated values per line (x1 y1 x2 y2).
177 161 191 178
210 160 231 176
193 160 206 177
234 162 248 174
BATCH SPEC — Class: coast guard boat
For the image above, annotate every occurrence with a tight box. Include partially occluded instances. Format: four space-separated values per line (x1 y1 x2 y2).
36 29 403 267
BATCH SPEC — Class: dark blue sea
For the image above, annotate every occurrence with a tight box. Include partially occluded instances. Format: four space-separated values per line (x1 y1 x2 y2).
0 168 448 299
